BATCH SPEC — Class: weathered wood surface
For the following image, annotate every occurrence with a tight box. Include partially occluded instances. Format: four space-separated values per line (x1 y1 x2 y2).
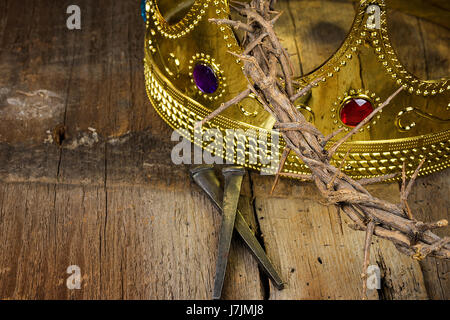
0 0 448 299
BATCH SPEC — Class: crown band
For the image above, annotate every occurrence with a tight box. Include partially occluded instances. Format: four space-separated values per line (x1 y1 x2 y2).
143 0 450 179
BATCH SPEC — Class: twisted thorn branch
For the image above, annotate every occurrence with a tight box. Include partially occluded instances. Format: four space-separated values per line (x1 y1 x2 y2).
327 148 351 190
413 237 450 261
319 127 345 147
270 147 290 195
359 173 400 185
416 220 449 232
194 88 251 129
400 162 414 219
404 157 426 200
278 172 313 181
203 1 449 276
290 77 324 102
274 121 323 136
208 18 254 32
243 32 269 55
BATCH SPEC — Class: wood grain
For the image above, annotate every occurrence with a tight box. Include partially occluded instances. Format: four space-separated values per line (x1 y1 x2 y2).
250 174 429 300
408 172 450 300
0 0 448 300
257 0 449 300
0 0 263 300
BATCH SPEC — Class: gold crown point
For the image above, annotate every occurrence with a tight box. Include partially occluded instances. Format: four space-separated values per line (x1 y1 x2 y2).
144 0 449 180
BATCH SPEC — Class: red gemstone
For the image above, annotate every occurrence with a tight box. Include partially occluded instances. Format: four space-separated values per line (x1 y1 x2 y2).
340 98 374 127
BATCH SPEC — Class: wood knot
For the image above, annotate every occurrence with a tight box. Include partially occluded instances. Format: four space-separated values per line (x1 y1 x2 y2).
53 124 67 147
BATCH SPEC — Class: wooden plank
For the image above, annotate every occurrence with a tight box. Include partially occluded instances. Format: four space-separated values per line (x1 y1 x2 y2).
0 143 264 299
0 0 263 300
389 7 450 299
408 172 450 300
251 175 428 299
0 0 448 300
387 0 450 29
250 0 447 300
275 0 356 76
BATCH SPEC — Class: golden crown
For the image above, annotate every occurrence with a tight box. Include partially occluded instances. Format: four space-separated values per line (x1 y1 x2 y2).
143 0 449 179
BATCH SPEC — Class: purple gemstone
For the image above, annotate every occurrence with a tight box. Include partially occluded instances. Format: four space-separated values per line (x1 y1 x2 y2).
193 63 219 94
